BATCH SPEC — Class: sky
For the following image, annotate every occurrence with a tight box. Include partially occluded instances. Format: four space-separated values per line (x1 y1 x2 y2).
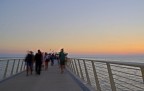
0 0 144 57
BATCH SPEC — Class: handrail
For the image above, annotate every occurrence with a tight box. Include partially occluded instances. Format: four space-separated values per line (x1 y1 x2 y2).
83 58 144 67
66 58 144 91
0 58 25 81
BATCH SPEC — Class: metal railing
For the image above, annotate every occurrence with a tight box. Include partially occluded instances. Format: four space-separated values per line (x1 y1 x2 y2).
0 58 25 81
66 58 144 91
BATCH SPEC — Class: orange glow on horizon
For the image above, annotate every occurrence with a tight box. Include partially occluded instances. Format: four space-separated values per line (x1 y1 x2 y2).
1 48 144 56
66 44 144 55
67 48 144 55
1 43 144 56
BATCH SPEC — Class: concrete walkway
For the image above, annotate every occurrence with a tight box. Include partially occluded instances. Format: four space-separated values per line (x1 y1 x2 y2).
0 64 84 91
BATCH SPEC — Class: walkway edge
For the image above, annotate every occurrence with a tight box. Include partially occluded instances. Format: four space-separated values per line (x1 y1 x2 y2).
66 68 96 91
0 71 25 83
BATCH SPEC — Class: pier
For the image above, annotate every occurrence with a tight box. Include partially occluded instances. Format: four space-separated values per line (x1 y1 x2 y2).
0 58 144 91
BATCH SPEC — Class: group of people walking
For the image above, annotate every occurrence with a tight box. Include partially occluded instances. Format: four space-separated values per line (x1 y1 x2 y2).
24 49 68 76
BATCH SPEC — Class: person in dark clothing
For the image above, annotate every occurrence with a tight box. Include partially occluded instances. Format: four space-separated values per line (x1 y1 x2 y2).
59 48 68 74
25 51 34 76
35 50 42 75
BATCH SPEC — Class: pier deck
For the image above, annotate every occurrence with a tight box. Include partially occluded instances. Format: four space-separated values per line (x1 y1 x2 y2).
0 64 84 91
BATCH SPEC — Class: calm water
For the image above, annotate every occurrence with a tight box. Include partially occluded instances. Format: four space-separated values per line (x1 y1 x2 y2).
72 54 144 63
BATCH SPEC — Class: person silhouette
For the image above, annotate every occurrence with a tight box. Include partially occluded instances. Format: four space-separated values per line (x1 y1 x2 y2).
25 51 34 76
35 50 42 75
58 48 68 74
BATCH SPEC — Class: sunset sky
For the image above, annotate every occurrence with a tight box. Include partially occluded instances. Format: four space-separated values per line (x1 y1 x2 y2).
0 0 144 57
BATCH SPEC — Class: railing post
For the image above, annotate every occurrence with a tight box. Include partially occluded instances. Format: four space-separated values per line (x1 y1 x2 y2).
11 59 16 75
20 60 24 71
67 58 71 67
78 59 84 80
74 59 80 76
83 60 91 85
16 59 20 73
67 59 72 70
140 67 144 83
106 63 116 91
70 59 73 71
68 60 71 70
23 60 26 70
71 59 76 74
91 61 101 91
3 60 9 78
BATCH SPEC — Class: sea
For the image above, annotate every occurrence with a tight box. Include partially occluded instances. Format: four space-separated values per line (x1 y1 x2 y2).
1 53 144 62
69 54 144 63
